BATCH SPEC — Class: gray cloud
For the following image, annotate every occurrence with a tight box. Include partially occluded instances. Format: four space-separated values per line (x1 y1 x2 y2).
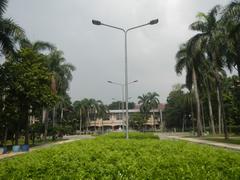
5 0 231 104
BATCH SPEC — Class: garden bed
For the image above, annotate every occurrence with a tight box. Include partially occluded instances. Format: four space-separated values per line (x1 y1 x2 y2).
0 132 240 179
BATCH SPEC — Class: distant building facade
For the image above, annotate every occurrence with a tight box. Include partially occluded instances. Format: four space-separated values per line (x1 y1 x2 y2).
89 104 165 131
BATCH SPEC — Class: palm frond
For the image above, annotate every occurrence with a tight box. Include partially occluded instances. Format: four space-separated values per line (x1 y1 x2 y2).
0 0 8 16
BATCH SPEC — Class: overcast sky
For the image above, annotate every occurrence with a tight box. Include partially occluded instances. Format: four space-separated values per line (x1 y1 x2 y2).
5 0 230 104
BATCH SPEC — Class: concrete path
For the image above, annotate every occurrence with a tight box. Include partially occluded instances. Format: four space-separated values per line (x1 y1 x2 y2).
0 135 94 160
156 133 240 151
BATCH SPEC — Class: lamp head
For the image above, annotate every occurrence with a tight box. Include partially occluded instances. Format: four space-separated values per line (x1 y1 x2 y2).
107 81 113 83
149 19 159 25
92 19 101 25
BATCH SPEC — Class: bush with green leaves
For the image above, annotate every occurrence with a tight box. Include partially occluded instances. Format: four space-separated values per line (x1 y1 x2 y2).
0 132 240 179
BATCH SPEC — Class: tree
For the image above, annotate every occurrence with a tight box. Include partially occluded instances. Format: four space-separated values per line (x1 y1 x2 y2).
1 48 57 144
129 113 145 130
175 43 203 136
138 94 151 122
147 92 160 131
190 5 227 135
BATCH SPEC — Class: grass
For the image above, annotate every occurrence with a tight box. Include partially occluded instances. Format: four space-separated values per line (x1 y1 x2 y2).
202 137 240 145
1 132 240 179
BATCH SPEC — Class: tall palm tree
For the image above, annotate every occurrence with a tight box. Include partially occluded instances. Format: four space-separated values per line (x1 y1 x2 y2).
199 61 216 134
190 5 227 134
46 50 75 128
175 43 203 136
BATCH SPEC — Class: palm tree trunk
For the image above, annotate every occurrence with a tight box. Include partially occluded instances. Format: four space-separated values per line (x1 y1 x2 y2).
201 101 206 133
3 126 8 145
15 126 19 145
102 119 104 134
87 110 89 132
206 87 216 134
153 111 156 131
190 96 195 134
219 86 228 139
216 85 222 134
192 67 203 136
79 109 82 133
52 106 56 128
60 106 63 127
94 113 97 133
182 115 185 132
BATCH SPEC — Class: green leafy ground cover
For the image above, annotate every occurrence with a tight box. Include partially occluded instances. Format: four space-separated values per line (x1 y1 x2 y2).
1 132 240 179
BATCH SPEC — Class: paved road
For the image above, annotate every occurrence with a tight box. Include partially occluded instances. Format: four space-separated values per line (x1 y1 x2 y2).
0 135 94 160
156 133 240 151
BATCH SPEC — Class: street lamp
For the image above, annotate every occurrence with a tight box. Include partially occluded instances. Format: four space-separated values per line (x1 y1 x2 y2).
93 19 158 139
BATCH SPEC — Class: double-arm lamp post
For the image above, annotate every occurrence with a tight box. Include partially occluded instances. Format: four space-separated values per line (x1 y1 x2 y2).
93 19 158 139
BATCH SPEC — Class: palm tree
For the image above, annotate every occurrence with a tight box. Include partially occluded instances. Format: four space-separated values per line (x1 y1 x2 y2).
73 100 84 132
0 0 25 57
200 61 216 134
147 92 160 131
190 5 227 135
138 94 150 123
181 89 196 133
96 100 108 133
46 50 75 128
175 43 203 136
80 98 91 132
222 1 240 76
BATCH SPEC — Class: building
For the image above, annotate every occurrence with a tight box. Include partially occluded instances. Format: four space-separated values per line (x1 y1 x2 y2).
89 104 165 131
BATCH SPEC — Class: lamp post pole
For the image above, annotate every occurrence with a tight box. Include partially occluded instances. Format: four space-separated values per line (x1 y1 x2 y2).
108 80 137 134
93 19 158 139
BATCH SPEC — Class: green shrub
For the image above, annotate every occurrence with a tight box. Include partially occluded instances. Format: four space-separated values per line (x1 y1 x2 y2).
0 132 240 179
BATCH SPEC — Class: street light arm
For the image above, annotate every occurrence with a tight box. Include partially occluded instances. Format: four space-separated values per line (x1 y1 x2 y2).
128 80 138 84
101 23 125 32
126 23 149 32
107 81 123 86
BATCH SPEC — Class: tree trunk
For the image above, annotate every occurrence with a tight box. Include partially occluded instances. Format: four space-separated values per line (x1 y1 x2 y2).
15 127 19 145
87 110 89 132
216 86 222 134
52 106 56 128
182 115 185 132
153 111 156 131
3 126 8 145
102 119 104 134
190 97 195 134
201 101 206 133
44 110 49 141
206 87 216 134
219 85 228 140
79 109 82 133
192 67 203 136
60 106 64 127
24 108 29 145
